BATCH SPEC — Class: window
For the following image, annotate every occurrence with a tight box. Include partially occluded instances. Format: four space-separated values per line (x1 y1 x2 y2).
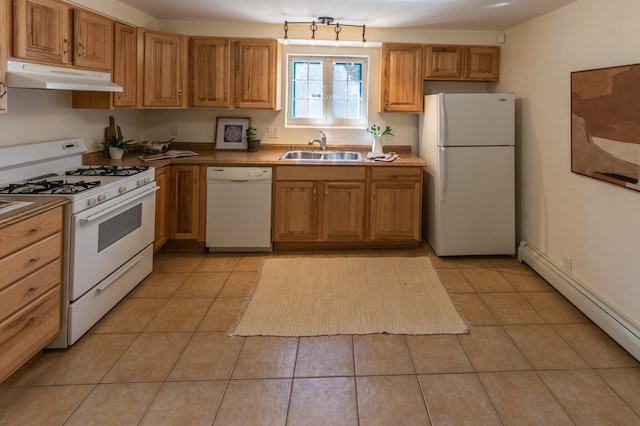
286 55 368 128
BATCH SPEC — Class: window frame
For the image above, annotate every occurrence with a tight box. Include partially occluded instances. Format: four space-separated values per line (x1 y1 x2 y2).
285 54 369 129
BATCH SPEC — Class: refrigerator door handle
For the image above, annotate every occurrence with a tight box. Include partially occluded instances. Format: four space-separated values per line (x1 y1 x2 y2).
440 146 447 203
438 94 446 147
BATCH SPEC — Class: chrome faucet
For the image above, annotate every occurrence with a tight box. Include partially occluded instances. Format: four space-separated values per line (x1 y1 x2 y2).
309 130 327 151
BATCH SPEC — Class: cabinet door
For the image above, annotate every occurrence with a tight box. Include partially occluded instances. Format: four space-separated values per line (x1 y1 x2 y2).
73 9 112 71
13 0 71 64
139 30 188 108
424 45 464 79
169 165 200 240
379 43 423 113
190 37 231 108
154 166 169 251
112 22 137 107
0 0 9 113
320 182 365 241
369 181 421 241
234 38 280 110
273 182 317 241
466 46 500 80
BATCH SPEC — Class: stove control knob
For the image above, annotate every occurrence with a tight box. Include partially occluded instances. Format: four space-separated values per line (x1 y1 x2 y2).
88 197 97 206
119 185 127 193
98 193 107 202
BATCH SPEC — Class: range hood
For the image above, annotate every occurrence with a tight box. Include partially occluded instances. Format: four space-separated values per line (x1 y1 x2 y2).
6 61 123 92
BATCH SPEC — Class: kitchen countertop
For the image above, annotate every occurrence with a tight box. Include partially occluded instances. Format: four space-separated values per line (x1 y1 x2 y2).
0 196 68 229
83 143 427 168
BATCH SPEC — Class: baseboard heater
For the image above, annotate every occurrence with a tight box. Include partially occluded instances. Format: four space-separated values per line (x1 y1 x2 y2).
518 241 640 361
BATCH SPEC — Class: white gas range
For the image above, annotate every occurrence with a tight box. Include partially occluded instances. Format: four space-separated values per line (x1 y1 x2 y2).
0 138 157 348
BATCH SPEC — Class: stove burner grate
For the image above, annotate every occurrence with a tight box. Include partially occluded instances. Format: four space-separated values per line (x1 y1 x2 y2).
66 165 149 177
0 179 101 194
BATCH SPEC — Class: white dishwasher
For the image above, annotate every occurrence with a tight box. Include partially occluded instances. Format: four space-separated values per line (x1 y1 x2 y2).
206 167 273 252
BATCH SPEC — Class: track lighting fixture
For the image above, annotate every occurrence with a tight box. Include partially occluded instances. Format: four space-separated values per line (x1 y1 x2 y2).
282 17 367 46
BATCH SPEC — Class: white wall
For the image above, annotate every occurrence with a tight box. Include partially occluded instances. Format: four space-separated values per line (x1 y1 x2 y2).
498 0 640 329
0 89 145 151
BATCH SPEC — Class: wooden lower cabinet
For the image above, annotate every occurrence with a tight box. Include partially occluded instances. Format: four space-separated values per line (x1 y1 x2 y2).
273 165 421 248
273 166 366 244
273 180 365 242
153 165 169 252
273 181 317 241
0 206 63 383
168 164 202 240
369 167 422 242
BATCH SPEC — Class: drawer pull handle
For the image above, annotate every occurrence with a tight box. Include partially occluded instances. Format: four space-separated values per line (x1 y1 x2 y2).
29 286 40 293
30 256 41 263
31 227 41 233
28 315 39 322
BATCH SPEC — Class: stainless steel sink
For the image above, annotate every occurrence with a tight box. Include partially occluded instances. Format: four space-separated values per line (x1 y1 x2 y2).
279 150 362 162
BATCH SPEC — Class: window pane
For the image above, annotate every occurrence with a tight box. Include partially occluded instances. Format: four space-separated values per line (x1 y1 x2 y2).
332 99 347 118
308 99 323 118
309 81 323 100
294 62 308 80
309 62 322 80
288 56 367 127
332 81 347 100
293 100 308 117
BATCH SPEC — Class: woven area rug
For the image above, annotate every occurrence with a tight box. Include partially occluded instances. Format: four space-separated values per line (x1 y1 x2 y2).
229 256 469 337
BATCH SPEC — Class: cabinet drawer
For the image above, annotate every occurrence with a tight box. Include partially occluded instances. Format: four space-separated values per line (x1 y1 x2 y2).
0 207 62 258
371 167 421 181
0 259 61 321
0 233 62 290
0 286 61 383
276 166 366 181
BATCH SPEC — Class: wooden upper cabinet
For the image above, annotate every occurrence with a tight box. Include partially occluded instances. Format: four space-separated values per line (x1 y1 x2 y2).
466 46 500 80
71 21 136 109
234 38 281 110
12 0 71 64
137 29 188 108
424 45 464 79
190 37 231 108
73 8 112 71
425 45 500 81
112 22 137 107
379 43 423 113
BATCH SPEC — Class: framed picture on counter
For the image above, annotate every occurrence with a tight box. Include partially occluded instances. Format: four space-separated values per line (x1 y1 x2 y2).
215 117 250 150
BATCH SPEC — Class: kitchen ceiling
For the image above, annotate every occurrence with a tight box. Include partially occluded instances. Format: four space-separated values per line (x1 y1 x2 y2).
116 0 577 31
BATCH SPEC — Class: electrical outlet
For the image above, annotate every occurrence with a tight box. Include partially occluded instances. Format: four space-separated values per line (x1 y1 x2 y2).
562 255 572 273
170 124 179 137
267 127 279 138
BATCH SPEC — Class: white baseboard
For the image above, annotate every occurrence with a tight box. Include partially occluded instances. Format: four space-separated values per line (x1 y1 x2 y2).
518 241 640 361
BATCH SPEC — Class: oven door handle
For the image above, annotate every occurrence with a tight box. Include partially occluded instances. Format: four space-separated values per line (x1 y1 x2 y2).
79 186 158 224
96 250 144 292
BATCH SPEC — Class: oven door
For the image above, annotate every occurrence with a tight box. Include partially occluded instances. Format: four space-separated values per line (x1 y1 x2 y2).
69 184 157 301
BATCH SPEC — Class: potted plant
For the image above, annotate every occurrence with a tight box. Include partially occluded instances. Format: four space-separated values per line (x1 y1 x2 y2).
103 134 134 159
245 126 260 152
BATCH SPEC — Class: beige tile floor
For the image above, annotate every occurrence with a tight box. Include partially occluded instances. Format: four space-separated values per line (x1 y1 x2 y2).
1 243 639 425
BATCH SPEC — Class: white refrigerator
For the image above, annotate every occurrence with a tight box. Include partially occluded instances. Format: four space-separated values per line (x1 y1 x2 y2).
419 93 515 256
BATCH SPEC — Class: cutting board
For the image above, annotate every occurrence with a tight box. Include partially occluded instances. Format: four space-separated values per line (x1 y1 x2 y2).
105 116 121 142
